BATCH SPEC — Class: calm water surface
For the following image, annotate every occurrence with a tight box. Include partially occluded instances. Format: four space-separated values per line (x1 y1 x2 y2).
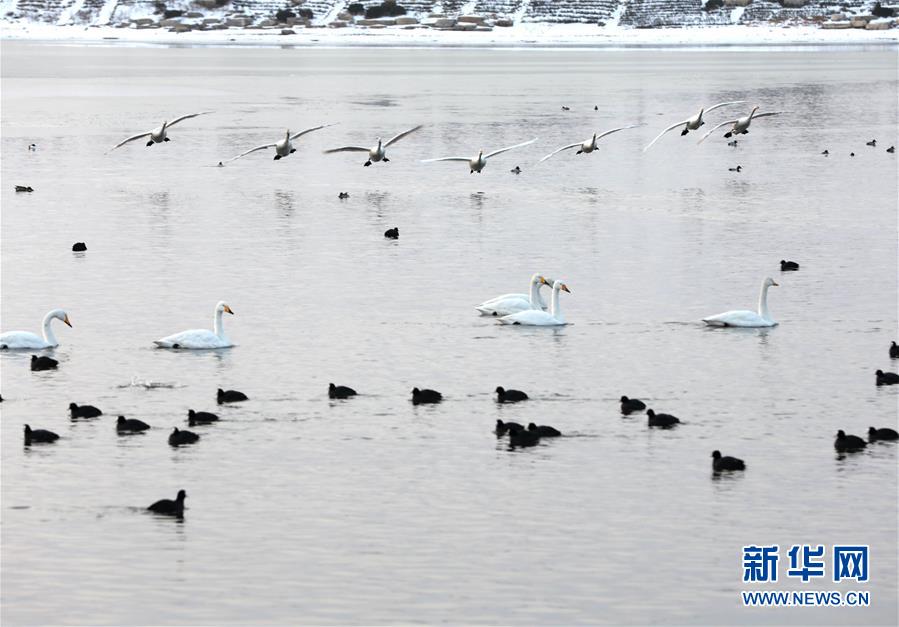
1 42 897 625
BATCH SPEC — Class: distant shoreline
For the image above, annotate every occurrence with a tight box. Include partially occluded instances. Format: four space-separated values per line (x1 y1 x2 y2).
2 22 898 49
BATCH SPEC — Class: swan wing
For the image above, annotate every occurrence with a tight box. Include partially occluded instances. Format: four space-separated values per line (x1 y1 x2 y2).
167 111 213 127
596 124 642 141
498 310 562 326
223 143 277 163
154 329 231 349
110 131 152 151
538 142 581 163
643 120 690 152
0 331 50 349
323 146 370 154
421 156 471 163
384 125 423 147
704 101 746 114
702 310 772 328
475 296 534 316
290 123 336 140
479 292 529 305
752 111 783 119
697 119 737 144
485 138 537 159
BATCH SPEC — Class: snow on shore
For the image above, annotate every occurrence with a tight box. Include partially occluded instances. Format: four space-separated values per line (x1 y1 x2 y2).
2 20 897 47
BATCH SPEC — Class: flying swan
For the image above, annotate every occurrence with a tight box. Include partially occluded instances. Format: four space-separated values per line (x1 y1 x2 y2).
109 112 213 151
643 102 745 151
0 309 72 349
154 301 235 349
539 125 641 163
421 138 537 173
323 125 423 166
698 107 782 144
499 280 570 326
476 274 552 316
223 124 335 163
703 278 779 328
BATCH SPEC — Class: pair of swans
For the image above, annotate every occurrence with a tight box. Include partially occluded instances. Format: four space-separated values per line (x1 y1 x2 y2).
154 301 235 349
644 102 745 150
476 274 571 326
476 273 554 316
703 278 779 327
0 310 72 349
324 125 422 166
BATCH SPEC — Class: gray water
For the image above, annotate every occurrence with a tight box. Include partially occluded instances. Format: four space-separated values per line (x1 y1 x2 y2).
1 42 897 626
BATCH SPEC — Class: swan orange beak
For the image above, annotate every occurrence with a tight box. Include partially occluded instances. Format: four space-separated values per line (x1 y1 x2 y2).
771 281 779 287
63 314 72 327
540 276 550 285
561 284 571 293
224 305 234 314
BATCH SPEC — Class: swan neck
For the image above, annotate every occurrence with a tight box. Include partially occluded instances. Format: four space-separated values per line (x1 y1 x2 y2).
551 285 562 320
758 283 770 319
214 307 226 338
41 311 58 345
529 280 543 308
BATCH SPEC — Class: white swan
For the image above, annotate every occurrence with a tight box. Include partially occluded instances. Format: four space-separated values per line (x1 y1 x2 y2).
223 124 335 163
110 112 213 151
154 301 235 349
476 274 552 316
421 138 537 173
643 101 745 151
698 107 782 144
499 280 570 326
323 125 422 166
703 278 779 328
0 309 71 349
539 125 641 163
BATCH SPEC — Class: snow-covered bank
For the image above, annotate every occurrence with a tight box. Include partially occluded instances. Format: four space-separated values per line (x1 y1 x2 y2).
2 21 898 47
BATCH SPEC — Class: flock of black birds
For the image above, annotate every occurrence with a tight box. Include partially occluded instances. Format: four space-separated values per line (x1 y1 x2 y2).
13 331 899 516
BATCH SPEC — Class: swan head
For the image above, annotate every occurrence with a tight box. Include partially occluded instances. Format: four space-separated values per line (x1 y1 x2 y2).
216 302 234 315
529 273 547 286
285 129 291 138
711 450 721 459
763 277 778 288
48 309 72 327
553 280 571 293
376 137 382 146
750 105 760 114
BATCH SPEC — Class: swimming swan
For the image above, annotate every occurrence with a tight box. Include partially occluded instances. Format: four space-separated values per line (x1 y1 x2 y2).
698 107 782 144
539 125 641 163
110 112 213 151
421 138 537 173
323 125 422 166
0 309 71 349
703 278 779 328
499 280 570 326
476 274 552 316
223 124 335 163
643 101 745 151
154 301 235 349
